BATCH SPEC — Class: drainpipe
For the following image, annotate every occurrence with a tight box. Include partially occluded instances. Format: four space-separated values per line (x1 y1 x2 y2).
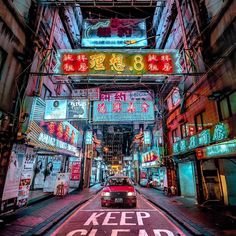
36 7 58 96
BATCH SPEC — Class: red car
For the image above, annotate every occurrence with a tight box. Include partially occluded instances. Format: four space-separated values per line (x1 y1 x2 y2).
101 176 137 208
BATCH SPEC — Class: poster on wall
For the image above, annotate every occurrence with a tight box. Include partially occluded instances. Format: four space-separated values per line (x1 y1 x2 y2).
17 148 36 207
2 145 26 201
33 156 46 189
43 156 62 192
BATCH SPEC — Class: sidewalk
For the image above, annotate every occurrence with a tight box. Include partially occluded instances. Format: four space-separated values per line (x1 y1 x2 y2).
136 185 236 236
0 184 102 236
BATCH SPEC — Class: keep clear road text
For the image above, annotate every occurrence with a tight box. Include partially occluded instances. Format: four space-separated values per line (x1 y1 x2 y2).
49 193 189 236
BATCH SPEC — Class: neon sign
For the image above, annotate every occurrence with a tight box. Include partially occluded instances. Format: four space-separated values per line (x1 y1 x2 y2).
93 101 155 123
82 19 147 48
173 123 229 154
38 133 77 153
206 140 236 157
55 49 182 76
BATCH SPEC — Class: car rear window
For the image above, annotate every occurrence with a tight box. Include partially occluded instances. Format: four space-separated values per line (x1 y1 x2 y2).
107 177 132 186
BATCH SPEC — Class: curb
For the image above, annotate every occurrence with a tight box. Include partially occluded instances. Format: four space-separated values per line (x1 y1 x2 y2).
24 187 102 236
136 188 212 236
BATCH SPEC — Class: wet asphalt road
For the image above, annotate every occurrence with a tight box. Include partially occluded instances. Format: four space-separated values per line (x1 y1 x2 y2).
49 192 190 236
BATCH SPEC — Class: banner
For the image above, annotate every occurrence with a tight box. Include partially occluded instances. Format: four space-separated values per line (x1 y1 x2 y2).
82 19 147 48
55 49 182 76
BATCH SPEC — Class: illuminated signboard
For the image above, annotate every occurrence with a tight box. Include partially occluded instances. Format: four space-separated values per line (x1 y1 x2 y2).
100 90 154 102
85 131 93 145
144 131 152 145
38 133 77 153
82 19 147 48
206 139 236 157
27 121 79 155
173 123 229 154
55 49 182 76
44 99 67 120
44 99 88 121
93 101 154 123
67 99 88 119
40 121 80 146
72 87 100 100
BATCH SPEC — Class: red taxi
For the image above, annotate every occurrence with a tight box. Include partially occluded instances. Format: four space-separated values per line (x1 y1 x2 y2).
101 176 137 207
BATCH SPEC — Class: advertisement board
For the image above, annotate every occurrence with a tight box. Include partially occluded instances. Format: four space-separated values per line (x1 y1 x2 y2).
93 101 155 123
33 156 46 189
54 173 70 196
67 99 88 119
43 156 62 192
44 99 88 121
82 19 147 48
69 157 81 188
39 120 80 146
2 145 26 201
44 99 67 120
55 49 182 76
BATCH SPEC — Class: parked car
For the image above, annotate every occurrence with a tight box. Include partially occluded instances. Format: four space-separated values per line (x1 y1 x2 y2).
101 176 137 207
139 178 149 187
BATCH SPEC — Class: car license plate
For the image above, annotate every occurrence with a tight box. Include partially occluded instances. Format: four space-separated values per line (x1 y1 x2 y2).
115 198 123 203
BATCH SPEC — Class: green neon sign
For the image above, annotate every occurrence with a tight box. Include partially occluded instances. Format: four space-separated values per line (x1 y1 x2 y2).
212 123 228 142
206 140 236 157
172 123 229 154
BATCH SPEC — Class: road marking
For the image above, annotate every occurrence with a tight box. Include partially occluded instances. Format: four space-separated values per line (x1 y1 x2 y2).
51 191 186 236
141 196 187 235
79 209 157 212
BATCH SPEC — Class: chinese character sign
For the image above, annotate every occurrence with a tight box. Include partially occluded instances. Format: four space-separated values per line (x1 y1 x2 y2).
56 49 182 76
101 90 153 102
82 19 147 48
93 101 155 123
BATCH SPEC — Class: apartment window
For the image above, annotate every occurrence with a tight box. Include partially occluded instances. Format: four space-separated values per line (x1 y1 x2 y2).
172 128 179 143
0 47 7 80
180 123 188 138
41 85 51 99
194 111 205 132
218 91 236 120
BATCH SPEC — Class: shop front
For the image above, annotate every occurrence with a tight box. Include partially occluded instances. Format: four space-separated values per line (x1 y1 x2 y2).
173 122 235 205
26 120 80 202
197 139 236 206
140 150 163 188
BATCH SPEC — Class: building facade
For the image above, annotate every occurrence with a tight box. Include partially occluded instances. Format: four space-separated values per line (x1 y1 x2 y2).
153 0 236 205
